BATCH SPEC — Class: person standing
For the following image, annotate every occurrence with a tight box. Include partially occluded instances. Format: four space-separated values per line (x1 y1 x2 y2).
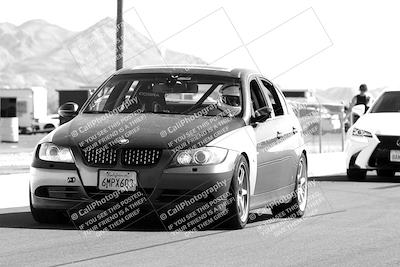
349 83 372 124
350 84 371 111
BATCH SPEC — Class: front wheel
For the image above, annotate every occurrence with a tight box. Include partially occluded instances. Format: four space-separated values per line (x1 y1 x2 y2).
271 153 308 218
226 155 250 229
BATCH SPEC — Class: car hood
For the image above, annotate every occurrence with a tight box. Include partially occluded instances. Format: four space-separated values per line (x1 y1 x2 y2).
51 113 245 150
354 112 400 135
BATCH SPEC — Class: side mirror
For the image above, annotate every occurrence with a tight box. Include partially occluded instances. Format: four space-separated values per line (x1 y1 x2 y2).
352 104 366 117
251 107 272 125
58 102 79 119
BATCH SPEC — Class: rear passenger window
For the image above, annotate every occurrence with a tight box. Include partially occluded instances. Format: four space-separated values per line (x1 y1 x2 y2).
261 80 284 116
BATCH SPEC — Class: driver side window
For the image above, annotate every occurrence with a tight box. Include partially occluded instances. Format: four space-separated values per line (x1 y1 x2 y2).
250 80 265 111
250 79 273 117
261 79 284 116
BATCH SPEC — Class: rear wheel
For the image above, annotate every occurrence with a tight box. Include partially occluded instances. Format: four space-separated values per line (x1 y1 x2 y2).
226 155 250 229
271 153 308 218
377 170 396 177
347 169 367 181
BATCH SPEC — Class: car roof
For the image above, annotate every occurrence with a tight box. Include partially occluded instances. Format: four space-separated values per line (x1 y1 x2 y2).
382 88 400 93
115 65 261 79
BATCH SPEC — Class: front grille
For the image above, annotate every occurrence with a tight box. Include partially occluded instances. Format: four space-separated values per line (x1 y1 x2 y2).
121 148 162 166
368 135 400 168
376 135 400 150
81 148 118 166
80 147 162 167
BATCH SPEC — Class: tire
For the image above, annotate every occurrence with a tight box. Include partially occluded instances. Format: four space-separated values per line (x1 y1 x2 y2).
271 153 308 218
226 155 250 229
30 192 69 224
377 170 396 177
347 168 367 181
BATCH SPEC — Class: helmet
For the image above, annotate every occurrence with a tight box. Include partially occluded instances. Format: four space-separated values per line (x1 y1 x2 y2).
217 84 241 116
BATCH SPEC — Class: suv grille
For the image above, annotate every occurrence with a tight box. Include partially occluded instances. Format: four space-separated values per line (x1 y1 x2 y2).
368 135 400 168
376 135 400 150
80 148 162 167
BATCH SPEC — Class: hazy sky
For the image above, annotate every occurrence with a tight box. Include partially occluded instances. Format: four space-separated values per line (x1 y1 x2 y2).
1 0 400 90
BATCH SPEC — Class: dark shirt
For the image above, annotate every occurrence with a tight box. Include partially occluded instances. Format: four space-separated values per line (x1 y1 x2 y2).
355 94 370 107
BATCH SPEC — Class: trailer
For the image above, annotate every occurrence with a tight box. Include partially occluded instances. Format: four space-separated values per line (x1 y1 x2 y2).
0 87 47 133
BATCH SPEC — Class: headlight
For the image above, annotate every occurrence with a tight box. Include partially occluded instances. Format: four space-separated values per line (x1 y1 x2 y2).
171 147 228 166
352 128 373 138
38 143 74 163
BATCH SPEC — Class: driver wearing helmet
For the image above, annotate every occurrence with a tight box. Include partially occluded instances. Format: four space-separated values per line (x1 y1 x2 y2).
217 84 242 117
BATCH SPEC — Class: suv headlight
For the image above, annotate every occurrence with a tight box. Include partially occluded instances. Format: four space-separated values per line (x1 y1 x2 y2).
352 128 373 138
171 147 228 166
38 143 74 163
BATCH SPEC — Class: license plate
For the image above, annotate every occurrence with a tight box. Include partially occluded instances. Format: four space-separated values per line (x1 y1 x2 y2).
98 170 137 191
390 150 400 162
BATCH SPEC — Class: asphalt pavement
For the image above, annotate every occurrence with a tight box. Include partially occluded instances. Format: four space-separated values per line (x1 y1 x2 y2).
1 172 399 266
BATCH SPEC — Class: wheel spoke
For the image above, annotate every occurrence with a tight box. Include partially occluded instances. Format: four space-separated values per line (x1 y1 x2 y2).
295 158 308 211
236 161 249 222
297 188 303 201
298 161 304 178
241 189 248 196
238 195 244 212
297 187 303 195
238 167 244 185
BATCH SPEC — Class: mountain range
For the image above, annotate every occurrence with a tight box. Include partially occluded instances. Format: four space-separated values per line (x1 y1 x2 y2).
0 18 205 112
314 86 387 105
0 18 387 112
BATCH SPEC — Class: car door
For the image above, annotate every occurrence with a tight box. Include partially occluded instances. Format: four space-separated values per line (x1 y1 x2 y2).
249 78 286 195
259 78 299 190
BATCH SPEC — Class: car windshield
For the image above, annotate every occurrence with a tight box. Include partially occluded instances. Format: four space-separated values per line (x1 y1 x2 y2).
370 91 400 113
84 73 242 117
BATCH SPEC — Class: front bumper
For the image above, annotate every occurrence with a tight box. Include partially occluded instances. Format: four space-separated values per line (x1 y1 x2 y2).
346 134 400 171
30 150 239 211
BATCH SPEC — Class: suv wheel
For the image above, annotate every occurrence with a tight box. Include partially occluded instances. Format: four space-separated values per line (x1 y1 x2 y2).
347 168 367 181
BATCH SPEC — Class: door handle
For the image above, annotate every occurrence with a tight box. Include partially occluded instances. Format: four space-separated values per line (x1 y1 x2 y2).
277 131 283 139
